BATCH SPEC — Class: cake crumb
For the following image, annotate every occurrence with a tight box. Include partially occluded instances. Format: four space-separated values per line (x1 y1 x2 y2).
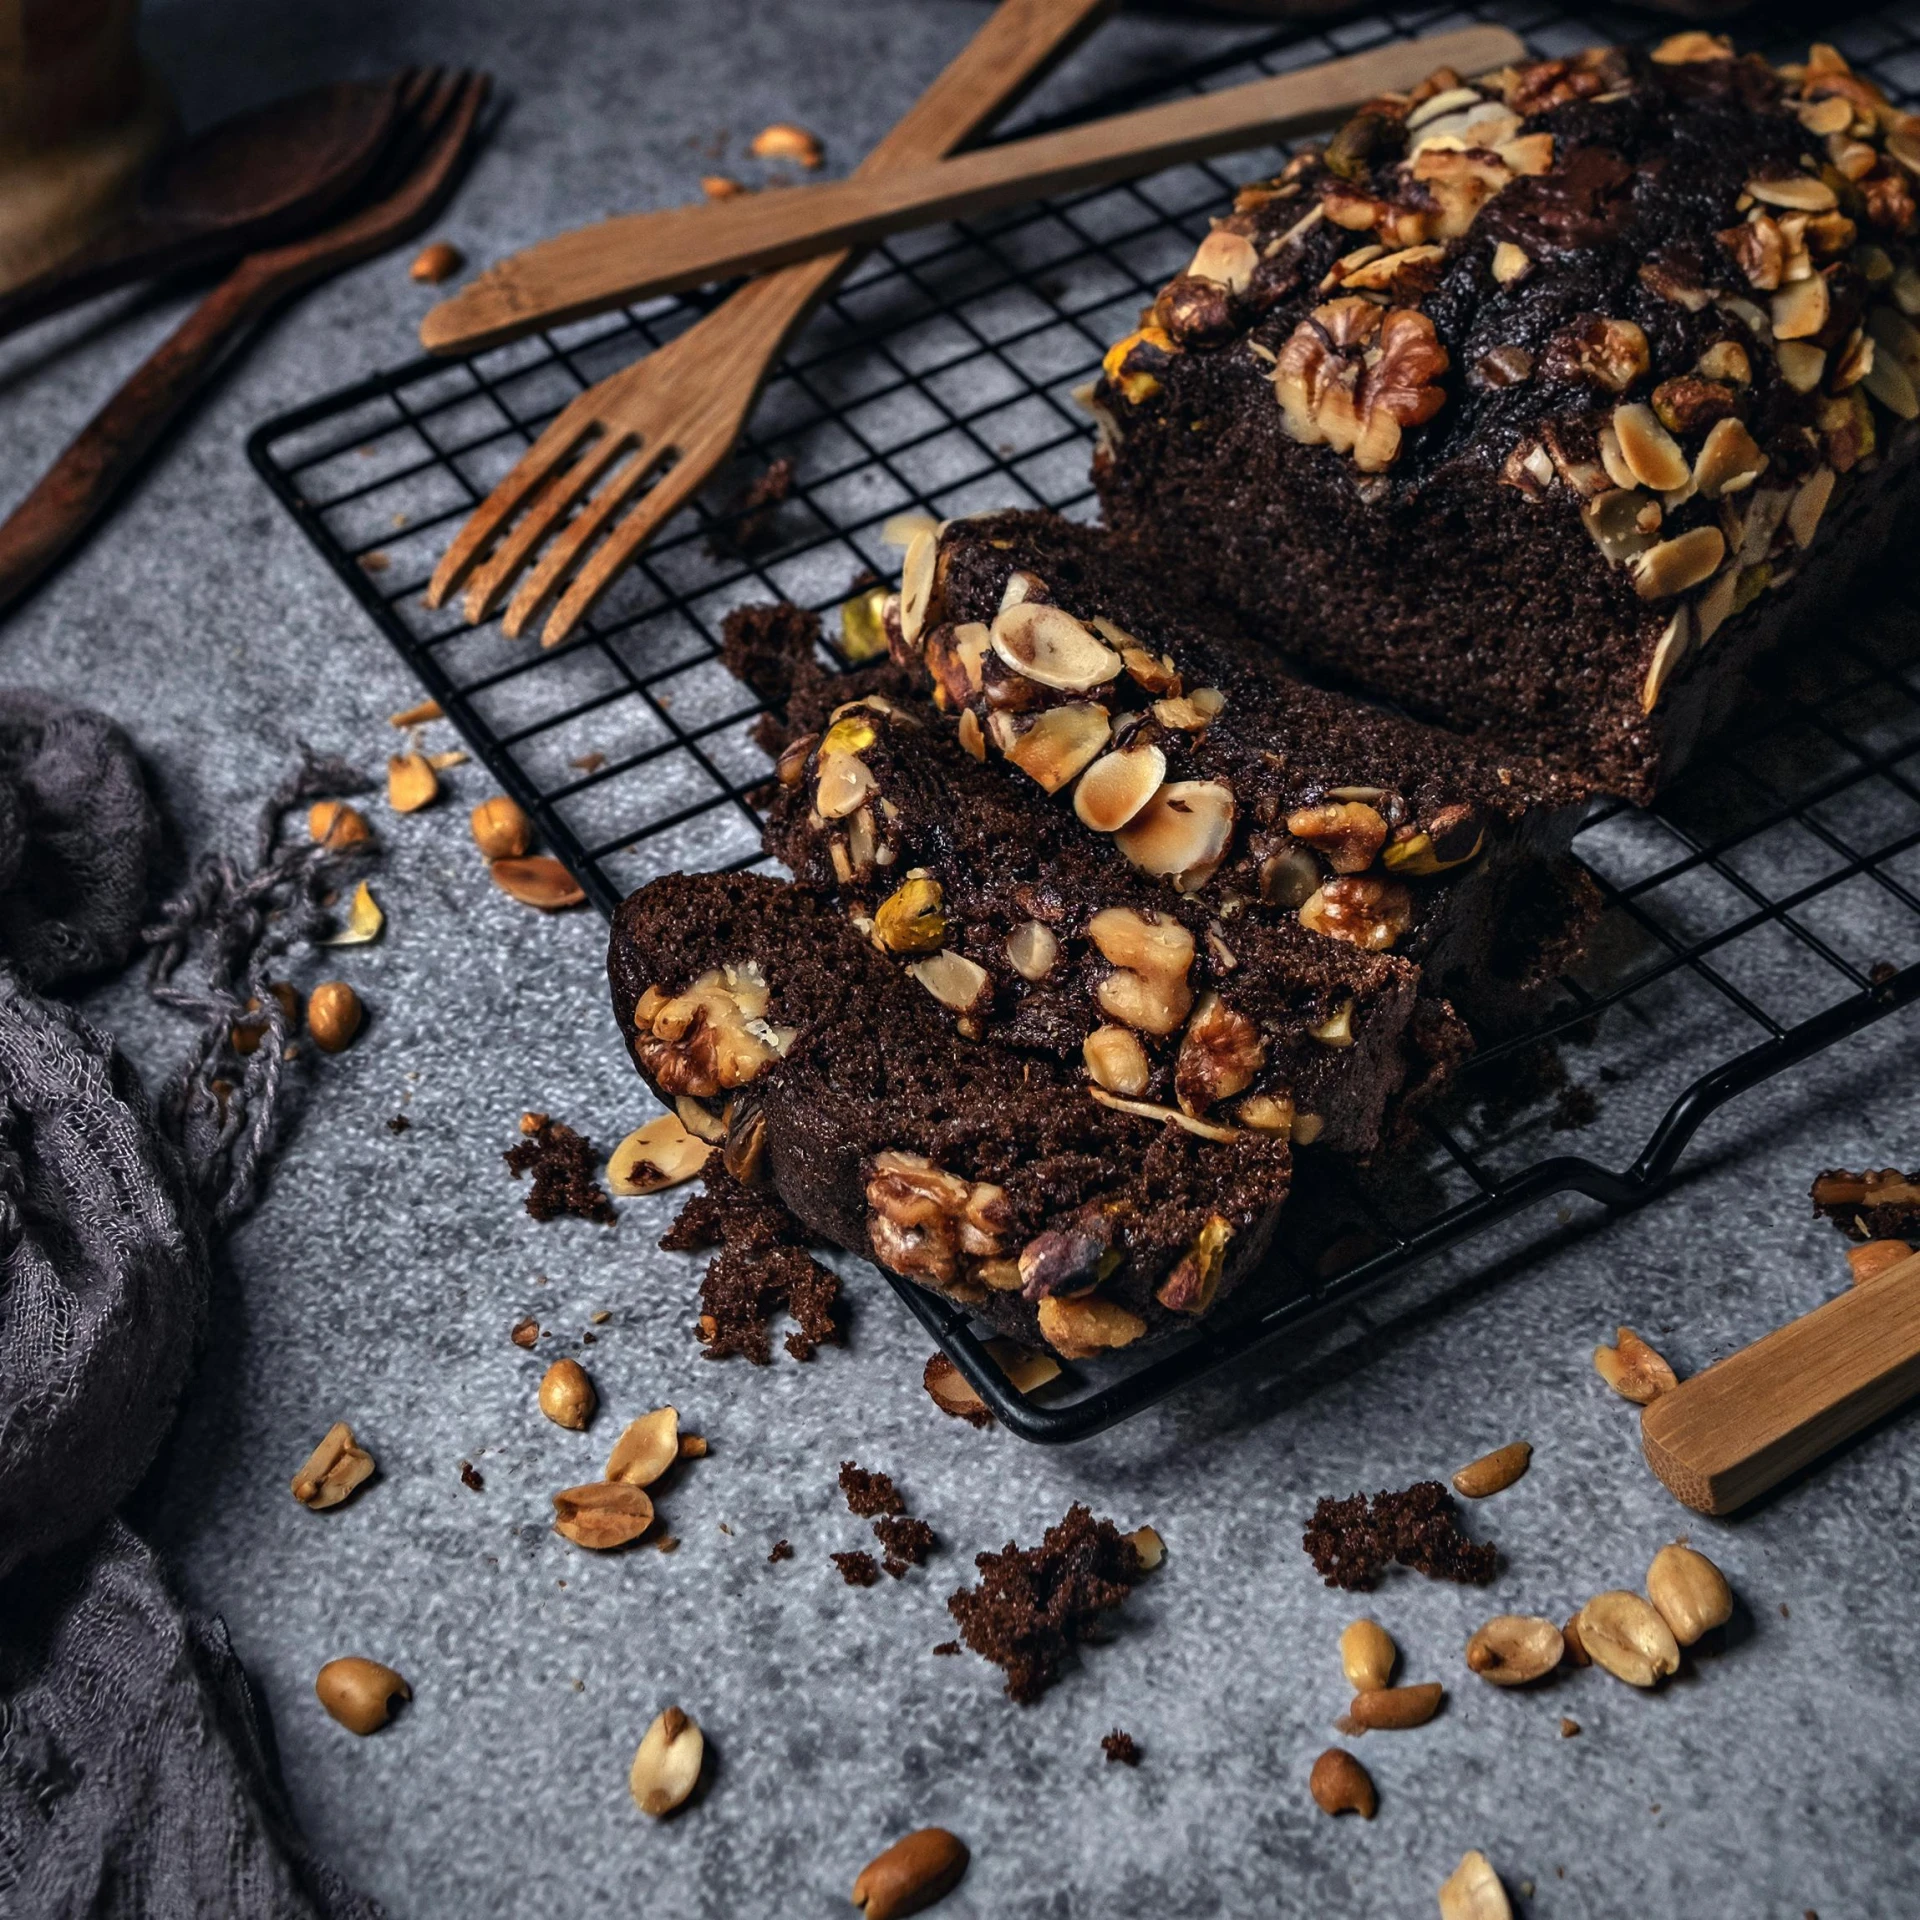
1303 1481 1497 1591
769 1539 793 1563
874 1513 937 1576
839 1461 906 1518
459 1460 484 1492
947 1504 1143 1704
1560 1717 1580 1738
386 1114 412 1134
510 1317 539 1349
1102 1730 1140 1766
932 1640 960 1656
668 1170 841 1363
503 1116 616 1225
707 457 795 559
833 1550 880 1588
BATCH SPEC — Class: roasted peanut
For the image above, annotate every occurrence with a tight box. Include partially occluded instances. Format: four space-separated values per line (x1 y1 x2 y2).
306 981 363 1053
1465 1615 1563 1687
539 1357 596 1430
1645 1542 1733 1645
1438 1850 1512 1920
470 795 531 859
629 1704 703 1816
1339 1618 1397 1693
1593 1325 1678 1403
315 1657 409 1734
1344 1681 1442 1730
1577 1590 1680 1687
1451 1440 1531 1499
851 1828 969 1919
1309 1747 1376 1818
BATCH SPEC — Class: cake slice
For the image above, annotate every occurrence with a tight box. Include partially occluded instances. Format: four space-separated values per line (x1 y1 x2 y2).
1090 36 1920 801
609 870 1293 1353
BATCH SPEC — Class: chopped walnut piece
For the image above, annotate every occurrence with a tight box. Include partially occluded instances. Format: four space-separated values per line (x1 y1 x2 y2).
1174 994 1265 1115
1286 801 1387 873
864 1150 1009 1292
634 963 792 1098
1651 377 1735 434
1542 317 1650 393
1299 876 1414 951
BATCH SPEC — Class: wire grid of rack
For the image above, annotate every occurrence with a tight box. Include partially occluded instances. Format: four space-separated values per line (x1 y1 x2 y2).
250 1 1920 1440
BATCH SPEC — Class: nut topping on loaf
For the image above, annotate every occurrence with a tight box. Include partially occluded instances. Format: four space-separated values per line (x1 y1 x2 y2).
1091 39 1920 798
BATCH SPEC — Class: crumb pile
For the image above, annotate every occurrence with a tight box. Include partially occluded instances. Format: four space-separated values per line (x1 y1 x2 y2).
947 1505 1143 1704
504 1116 616 1225
839 1460 938 1579
1303 1481 1498 1592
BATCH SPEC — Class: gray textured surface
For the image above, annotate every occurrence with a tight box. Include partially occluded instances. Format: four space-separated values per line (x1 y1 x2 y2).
5 2 1920 1914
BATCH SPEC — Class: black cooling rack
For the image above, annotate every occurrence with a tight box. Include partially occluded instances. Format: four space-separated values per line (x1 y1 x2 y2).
250 1 1920 1441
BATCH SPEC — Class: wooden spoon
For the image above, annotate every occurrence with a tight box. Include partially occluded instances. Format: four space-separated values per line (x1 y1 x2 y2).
423 24 1522 355
1641 1246 1920 1514
0 78 401 342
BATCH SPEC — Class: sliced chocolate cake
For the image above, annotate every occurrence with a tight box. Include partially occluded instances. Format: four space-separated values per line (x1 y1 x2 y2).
609 870 1292 1353
848 509 1594 1034
1090 35 1920 800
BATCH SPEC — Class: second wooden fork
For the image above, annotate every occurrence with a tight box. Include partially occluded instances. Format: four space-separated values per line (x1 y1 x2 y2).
425 0 1112 648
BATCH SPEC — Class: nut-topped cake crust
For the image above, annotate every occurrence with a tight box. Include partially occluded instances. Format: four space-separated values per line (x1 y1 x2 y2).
1092 35 1920 799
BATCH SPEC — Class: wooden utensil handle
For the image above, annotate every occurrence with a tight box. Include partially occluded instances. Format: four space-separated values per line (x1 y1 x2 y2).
0 261 277 615
424 24 1522 355
1641 1248 1920 1515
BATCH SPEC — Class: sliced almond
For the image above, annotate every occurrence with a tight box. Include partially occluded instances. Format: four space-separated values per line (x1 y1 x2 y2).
1114 780 1235 892
1611 403 1691 491
609 1114 711 1195
1862 342 1920 420
630 1704 704 1817
1189 227 1257 292
553 1481 653 1550
1639 608 1692 715
1787 466 1837 548
815 749 877 820
880 509 938 551
924 1339 1063 1424
1691 416 1768 497
1491 240 1531 286
899 528 938 644
387 752 438 813
1630 527 1724 601
907 948 990 1013
1774 340 1827 391
1771 272 1830 340
1004 920 1059 981
490 856 585 910
990 602 1121 693
1075 743 1166 832
956 707 986 761
389 697 444 727
606 1407 681 1487
321 879 384 946
1002 702 1110 792
1747 172 1837 212
1088 1086 1239 1143
676 1094 727 1144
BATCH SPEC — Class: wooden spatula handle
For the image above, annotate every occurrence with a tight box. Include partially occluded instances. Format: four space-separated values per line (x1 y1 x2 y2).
424 24 1523 355
1641 1249 1920 1515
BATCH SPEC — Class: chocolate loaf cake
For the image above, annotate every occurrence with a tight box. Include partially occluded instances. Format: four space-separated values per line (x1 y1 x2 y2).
851 509 1593 1031
608 870 1292 1353
1091 34 1920 801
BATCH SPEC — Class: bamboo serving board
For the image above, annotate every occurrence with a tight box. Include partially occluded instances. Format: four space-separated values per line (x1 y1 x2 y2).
1641 1247 1920 1514
422 23 1523 355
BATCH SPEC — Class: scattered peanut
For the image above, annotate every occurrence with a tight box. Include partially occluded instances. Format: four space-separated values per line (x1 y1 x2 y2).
315 1657 409 1734
606 1407 680 1488
539 1357 596 1430
750 122 823 168
410 240 464 282
1593 1325 1679 1403
387 751 439 813
1849 1238 1913 1283
1561 1612 1590 1667
232 981 302 1055
388 698 443 727
552 1480 653 1550
470 795 532 860
1464 1615 1564 1687
306 981 363 1053
1645 1542 1733 1645
1339 1618 1397 1693
308 799 372 851
1576 1590 1681 1687
629 1704 704 1816
1125 1525 1164 1571
1309 1747 1376 1818
1344 1681 1443 1731
321 880 383 946
1451 1440 1532 1499
1438 1850 1512 1920
490 855 586 910
701 173 746 199
851 1828 969 1919
290 1421 375 1510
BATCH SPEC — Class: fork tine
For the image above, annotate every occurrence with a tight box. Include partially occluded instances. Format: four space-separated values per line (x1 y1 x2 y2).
427 408 597 608
539 456 709 648
459 426 638 623
501 443 676 640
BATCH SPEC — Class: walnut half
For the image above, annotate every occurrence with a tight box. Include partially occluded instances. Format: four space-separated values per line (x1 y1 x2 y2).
865 1151 1010 1291
634 964 794 1098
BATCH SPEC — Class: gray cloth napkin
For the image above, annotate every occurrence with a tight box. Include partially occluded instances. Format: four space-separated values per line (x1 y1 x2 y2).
0 692 382 1919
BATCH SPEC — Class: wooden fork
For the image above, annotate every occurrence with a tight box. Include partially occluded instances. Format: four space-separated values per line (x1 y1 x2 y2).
426 0 1112 649
0 67 488 617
